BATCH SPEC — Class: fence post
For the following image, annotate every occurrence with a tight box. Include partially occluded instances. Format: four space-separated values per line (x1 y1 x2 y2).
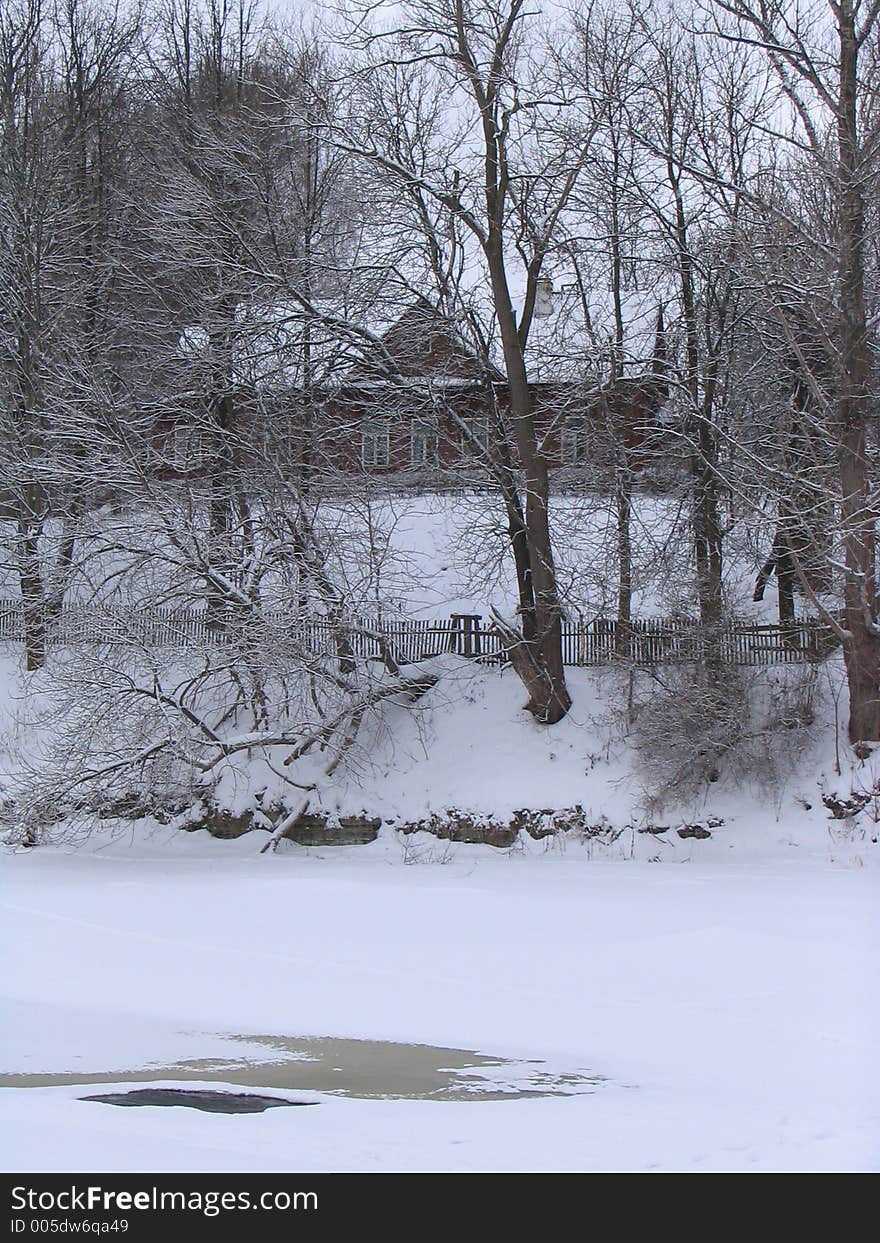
449 613 481 657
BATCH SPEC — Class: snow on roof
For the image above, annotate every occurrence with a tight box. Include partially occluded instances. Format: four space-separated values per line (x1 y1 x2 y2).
177 292 415 390
519 273 668 382
177 268 670 394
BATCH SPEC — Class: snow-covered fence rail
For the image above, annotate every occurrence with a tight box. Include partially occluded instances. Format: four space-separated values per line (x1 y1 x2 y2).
0 602 835 666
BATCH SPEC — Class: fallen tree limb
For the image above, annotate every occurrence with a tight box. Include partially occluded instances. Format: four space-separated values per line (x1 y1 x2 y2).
261 670 439 852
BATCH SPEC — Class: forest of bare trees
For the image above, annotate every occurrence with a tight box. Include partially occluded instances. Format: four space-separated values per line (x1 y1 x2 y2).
1 0 878 841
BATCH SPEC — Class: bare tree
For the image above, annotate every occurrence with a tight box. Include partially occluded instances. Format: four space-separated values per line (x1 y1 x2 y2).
707 0 880 742
567 2 649 653
628 14 730 637
0 0 137 669
319 0 610 722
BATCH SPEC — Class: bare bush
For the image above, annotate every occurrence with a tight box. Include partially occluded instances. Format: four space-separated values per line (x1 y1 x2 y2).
630 662 819 814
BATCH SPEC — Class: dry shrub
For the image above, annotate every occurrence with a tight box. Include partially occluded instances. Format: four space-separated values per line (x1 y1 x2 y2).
630 662 818 813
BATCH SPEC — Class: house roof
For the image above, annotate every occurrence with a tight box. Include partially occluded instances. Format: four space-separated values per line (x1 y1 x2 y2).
347 298 495 384
178 281 669 399
523 282 669 382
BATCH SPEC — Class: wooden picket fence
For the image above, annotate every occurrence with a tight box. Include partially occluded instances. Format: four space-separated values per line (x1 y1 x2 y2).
0 600 836 666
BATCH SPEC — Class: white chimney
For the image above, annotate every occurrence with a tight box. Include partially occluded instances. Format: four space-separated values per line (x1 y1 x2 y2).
534 276 554 318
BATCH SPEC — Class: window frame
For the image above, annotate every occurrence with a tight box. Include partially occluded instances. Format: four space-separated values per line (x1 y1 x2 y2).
172 423 206 469
460 413 490 457
560 418 589 467
361 417 390 469
411 415 439 467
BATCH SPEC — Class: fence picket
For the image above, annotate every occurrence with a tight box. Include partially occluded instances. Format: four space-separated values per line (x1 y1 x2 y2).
0 601 836 667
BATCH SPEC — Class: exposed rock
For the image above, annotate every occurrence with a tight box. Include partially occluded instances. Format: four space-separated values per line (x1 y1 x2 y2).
394 805 624 846
194 806 255 839
285 814 381 846
195 804 382 844
184 803 720 850
512 806 604 839
397 813 519 847
677 823 712 840
822 790 871 820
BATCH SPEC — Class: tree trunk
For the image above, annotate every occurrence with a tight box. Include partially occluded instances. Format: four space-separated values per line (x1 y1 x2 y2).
839 421 880 740
489 266 570 721
836 2 879 742
692 417 724 630
18 520 46 672
670 170 724 637
206 346 239 630
776 547 795 628
495 430 537 644
607 174 631 658
615 476 633 657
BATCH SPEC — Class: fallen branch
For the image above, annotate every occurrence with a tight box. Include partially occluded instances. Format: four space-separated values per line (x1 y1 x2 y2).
261 670 438 852
259 796 312 854
282 672 437 767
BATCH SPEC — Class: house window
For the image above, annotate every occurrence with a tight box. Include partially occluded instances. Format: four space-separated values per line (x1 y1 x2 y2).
561 418 588 466
172 424 206 468
362 417 390 468
460 414 489 455
411 416 438 466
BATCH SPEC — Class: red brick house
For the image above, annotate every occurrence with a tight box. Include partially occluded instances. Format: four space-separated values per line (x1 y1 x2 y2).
167 297 671 481
297 299 670 479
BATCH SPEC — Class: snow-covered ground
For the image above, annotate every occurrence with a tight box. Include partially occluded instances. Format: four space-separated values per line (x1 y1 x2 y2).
1 828 877 1173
